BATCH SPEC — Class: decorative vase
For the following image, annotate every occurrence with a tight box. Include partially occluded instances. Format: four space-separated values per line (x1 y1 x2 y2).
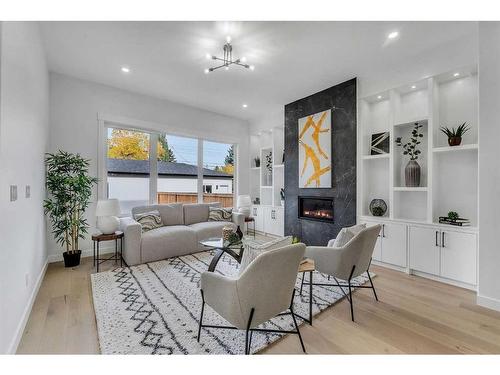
236 225 244 240
369 199 387 217
63 250 82 268
405 160 421 187
448 136 462 146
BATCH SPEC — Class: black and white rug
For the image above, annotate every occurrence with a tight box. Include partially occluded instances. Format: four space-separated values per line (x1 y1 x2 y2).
91 249 372 354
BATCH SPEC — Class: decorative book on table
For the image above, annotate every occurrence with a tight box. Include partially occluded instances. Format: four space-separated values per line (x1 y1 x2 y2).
438 217 470 226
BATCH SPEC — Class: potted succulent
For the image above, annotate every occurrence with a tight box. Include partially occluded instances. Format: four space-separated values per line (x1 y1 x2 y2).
440 122 470 146
396 122 424 187
280 188 285 206
254 157 260 168
44 151 98 267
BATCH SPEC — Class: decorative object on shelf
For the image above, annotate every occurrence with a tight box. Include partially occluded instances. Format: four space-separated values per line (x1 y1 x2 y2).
280 188 285 206
203 36 254 74
396 122 423 187
44 150 98 268
253 197 260 205
222 226 235 242
254 157 260 168
265 152 273 186
440 122 470 147
369 199 387 217
439 211 470 226
282 150 285 164
237 195 252 218
96 199 121 234
298 109 332 188
370 132 390 155
292 236 301 244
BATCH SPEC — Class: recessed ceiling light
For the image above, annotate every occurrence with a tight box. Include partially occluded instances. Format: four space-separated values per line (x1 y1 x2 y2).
411 85 416 89
121 66 130 73
249 65 255 71
388 31 399 39
454 72 460 77
241 56 247 63
242 104 248 108
226 35 231 43
205 53 211 60
204 68 209 74
377 95 382 99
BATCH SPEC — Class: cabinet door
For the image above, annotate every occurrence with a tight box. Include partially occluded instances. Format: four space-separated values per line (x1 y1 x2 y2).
361 220 382 261
252 206 264 232
409 226 440 275
381 222 407 267
440 231 477 285
273 207 284 237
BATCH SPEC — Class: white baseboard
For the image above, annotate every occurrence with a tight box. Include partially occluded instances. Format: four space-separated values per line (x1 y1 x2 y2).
47 244 115 263
8 259 48 354
477 294 500 312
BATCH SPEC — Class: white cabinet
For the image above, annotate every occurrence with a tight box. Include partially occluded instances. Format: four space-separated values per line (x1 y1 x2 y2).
409 226 440 275
409 224 477 285
263 206 284 237
361 220 406 267
440 230 477 285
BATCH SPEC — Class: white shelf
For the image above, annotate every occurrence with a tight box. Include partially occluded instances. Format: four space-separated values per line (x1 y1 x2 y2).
393 187 428 192
362 154 390 160
261 186 273 189
433 144 478 153
274 164 284 168
394 118 428 127
251 167 261 170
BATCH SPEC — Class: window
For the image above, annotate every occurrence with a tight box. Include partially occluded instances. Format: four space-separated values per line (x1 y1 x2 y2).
202 141 235 207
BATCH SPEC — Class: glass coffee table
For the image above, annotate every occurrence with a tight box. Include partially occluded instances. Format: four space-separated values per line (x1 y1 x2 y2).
199 237 244 272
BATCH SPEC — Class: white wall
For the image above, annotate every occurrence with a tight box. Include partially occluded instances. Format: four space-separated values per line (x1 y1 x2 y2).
477 22 500 311
0 22 49 353
48 73 249 259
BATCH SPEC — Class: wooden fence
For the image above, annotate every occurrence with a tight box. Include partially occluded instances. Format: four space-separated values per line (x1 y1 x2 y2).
157 192 234 207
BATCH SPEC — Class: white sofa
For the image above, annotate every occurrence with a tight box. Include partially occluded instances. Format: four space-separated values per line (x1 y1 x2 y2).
119 202 245 265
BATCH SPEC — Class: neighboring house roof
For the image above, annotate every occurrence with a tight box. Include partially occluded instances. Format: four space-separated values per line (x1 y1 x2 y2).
107 158 233 179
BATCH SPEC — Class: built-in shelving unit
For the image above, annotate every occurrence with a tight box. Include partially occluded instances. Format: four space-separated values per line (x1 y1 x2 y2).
358 65 479 227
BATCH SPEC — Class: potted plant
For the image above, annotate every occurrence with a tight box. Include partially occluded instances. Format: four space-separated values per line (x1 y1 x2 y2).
440 122 470 146
44 151 98 268
254 157 260 167
280 188 285 206
396 122 424 187
265 152 273 186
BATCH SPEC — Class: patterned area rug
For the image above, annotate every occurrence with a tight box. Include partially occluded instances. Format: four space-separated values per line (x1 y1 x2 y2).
91 249 372 354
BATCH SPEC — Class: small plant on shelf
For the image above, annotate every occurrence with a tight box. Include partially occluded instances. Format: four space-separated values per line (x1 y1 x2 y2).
447 211 459 221
280 188 285 206
440 122 470 147
254 157 260 167
395 122 424 187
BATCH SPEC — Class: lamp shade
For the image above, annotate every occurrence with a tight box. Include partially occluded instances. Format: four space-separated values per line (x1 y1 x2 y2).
237 195 252 208
95 199 120 217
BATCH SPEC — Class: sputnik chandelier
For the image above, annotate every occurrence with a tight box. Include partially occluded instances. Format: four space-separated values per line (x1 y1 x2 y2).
204 36 254 74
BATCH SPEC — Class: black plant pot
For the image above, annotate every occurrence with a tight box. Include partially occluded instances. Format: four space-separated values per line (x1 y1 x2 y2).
63 250 82 268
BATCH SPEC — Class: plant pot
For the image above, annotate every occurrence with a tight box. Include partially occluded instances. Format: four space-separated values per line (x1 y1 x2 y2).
448 136 462 146
63 250 82 268
405 160 421 187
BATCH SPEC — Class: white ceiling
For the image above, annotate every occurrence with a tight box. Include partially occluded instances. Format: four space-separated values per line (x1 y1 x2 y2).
40 21 477 122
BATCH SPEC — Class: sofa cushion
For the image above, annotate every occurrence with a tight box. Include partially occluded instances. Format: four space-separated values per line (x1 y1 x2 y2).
208 207 233 222
189 221 236 241
134 210 163 232
141 225 198 262
183 203 220 225
157 203 184 226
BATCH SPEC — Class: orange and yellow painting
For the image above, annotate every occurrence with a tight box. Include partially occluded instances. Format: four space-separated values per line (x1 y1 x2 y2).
298 110 332 188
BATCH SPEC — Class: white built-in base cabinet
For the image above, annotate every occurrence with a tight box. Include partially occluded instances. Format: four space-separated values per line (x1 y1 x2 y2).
361 217 477 289
251 205 284 237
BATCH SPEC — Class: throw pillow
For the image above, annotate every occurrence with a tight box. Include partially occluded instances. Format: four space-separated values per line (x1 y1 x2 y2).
208 207 233 222
134 210 163 232
348 223 366 235
333 228 355 248
239 236 293 274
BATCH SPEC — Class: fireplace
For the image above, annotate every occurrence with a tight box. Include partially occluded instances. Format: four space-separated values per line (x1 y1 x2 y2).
298 197 334 222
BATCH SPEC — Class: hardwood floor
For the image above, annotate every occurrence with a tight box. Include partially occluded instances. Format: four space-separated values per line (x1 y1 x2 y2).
17 255 500 354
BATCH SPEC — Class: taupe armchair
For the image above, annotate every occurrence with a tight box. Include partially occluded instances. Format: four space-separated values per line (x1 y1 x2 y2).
198 243 306 354
305 224 381 322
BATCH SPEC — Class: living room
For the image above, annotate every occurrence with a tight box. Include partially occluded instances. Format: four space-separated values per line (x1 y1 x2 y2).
1 0 500 372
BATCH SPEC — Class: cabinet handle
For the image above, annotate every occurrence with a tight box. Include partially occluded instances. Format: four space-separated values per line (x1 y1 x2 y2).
442 232 445 248
435 231 439 247
382 224 386 238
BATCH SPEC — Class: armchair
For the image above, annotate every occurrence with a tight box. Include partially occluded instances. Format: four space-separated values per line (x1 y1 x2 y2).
305 224 381 322
198 243 306 354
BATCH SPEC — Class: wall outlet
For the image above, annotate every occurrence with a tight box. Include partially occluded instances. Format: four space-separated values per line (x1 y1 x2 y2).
10 185 17 201
25 273 30 288
25 185 31 198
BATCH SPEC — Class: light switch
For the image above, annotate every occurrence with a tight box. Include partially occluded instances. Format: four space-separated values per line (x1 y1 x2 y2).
25 185 31 198
10 185 17 201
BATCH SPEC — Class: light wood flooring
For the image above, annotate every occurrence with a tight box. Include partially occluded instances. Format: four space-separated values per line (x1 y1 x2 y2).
17 254 500 354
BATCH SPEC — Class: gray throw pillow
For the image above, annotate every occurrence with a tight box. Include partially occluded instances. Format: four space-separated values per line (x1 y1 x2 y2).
134 210 163 232
208 207 233 222
333 228 355 248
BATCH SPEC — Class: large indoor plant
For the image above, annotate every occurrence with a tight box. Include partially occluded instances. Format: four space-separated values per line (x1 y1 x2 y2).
44 151 98 267
396 122 423 187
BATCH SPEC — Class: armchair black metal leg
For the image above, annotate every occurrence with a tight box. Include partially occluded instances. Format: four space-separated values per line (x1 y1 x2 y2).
290 307 306 353
197 291 205 342
367 271 379 301
245 308 255 355
348 280 354 322
299 273 305 295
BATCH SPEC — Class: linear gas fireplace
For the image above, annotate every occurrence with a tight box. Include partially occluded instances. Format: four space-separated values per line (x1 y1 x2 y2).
298 196 334 223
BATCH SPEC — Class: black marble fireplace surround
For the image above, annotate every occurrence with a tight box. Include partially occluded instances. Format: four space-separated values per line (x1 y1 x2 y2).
284 78 357 245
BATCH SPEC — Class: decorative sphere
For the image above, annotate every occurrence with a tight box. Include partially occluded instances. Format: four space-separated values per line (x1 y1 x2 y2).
369 199 387 217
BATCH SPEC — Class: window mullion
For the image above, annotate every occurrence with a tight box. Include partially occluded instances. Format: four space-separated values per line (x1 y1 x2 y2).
150 133 158 204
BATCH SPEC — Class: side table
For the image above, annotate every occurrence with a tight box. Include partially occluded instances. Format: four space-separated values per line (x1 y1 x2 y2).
244 217 255 238
92 231 124 272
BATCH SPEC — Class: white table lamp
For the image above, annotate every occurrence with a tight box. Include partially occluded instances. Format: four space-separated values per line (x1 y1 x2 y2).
95 199 120 234
237 195 252 218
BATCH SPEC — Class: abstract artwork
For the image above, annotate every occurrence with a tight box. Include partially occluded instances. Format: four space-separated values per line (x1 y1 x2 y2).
371 132 390 155
298 109 332 188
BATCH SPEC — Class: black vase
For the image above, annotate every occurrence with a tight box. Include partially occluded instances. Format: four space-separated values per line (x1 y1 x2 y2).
236 225 244 240
63 250 82 268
